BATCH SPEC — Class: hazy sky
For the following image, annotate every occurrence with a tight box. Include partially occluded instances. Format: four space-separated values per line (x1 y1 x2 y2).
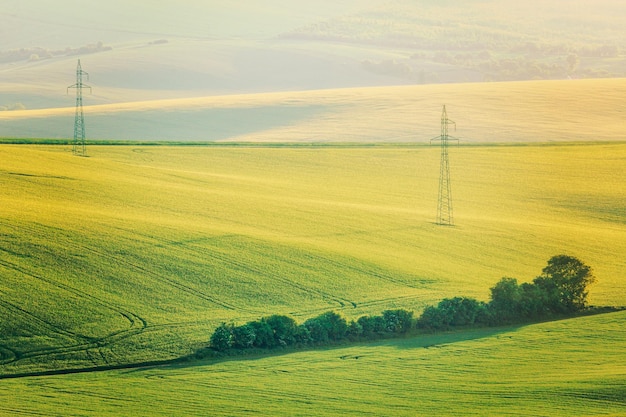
1 0 372 49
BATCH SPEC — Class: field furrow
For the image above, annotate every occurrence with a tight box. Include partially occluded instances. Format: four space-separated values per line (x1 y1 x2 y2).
0 143 624 378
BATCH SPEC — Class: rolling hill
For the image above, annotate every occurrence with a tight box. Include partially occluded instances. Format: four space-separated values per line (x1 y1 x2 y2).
0 142 624 377
1 78 626 142
2 0 626 140
1 2 626 415
2 311 625 416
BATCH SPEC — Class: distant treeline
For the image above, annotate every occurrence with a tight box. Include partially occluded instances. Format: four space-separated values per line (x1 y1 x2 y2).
203 255 598 355
0 42 112 64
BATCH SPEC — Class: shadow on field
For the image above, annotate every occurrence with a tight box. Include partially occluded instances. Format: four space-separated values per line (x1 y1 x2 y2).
0 325 522 379
160 324 526 373
377 325 523 351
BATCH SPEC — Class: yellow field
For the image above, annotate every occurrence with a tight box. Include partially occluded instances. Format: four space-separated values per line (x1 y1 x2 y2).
1 79 626 142
0 143 624 377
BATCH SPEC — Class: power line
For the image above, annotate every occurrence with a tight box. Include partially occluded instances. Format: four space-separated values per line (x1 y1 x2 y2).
430 105 458 226
67 59 91 156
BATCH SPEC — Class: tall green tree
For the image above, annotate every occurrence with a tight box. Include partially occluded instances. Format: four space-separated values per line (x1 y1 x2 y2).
210 323 234 351
489 277 522 323
533 255 595 313
264 315 298 347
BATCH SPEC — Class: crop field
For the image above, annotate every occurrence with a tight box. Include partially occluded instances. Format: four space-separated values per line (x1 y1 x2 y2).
2 79 626 142
0 142 624 379
1 311 625 416
2 1 625 414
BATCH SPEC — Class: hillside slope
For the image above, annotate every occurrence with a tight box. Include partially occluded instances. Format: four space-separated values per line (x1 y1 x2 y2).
0 144 624 375
1 0 625 114
2 311 625 416
1 78 626 142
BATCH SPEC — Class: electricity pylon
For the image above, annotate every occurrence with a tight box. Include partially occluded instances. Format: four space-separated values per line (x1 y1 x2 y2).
67 59 91 156
430 105 458 226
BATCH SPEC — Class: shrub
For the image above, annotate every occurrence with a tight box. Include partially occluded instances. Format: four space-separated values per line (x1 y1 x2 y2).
489 277 522 323
206 255 596 355
249 320 274 348
263 315 298 347
417 305 448 330
357 315 386 339
304 311 348 343
346 320 363 340
382 309 414 333
231 323 256 349
303 316 329 343
210 323 234 351
488 255 596 322
418 297 486 329
295 324 312 345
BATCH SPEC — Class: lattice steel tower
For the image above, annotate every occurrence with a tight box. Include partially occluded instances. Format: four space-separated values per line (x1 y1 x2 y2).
67 59 91 156
431 105 458 226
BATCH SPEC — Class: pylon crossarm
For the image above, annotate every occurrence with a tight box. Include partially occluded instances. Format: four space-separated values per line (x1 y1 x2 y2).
432 105 458 226
67 59 91 157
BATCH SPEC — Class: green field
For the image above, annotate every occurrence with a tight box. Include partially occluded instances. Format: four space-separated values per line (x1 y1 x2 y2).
2 1 626 414
0 142 625 414
1 312 625 416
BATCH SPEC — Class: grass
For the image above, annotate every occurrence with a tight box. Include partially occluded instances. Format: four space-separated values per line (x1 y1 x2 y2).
1 311 624 416
0 143 624 377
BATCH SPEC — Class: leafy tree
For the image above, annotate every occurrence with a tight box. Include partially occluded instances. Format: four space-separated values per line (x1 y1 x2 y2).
489 277 522 323
303 316 329 343
357 315 386 338
518 282 547 318
304 311 348 343
417 305 448 330
419 297 486 329
438 297 485 326
295 324 312 345
263 315 298 347
249 320 274 348
210 323 234 351
346 320 363 340
231 323 256 349
382 309 414 333
533 255 595 313
322 312 348 340
566 53 580 74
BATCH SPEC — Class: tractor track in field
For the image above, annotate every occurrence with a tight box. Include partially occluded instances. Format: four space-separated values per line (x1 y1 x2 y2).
0 296 146 368
0 218 421 369
0 220 254 369
104 228 359 312
355 294 427 309
0 255 148 367
0 345 18 364
207 249 357 309
286 294 424 318
101 225 254 313
104 224 358 311
0 257 147 331
6 220 241 312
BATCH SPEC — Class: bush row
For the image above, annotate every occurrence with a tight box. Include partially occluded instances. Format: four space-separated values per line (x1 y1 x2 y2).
414 254 596 330
209 255 596 352
210 309 414 352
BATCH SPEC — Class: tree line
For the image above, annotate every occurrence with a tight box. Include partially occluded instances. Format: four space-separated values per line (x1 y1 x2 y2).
207 255 596 353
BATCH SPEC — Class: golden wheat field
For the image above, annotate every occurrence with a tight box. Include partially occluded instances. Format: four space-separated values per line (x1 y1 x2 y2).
2 79 626 142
